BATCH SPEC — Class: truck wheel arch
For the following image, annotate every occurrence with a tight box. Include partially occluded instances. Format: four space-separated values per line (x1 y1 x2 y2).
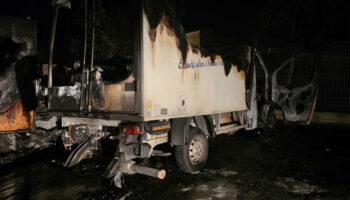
170 115 214 146
174 127 209 173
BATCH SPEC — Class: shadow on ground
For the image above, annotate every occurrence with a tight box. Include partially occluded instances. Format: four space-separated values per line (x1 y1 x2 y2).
1 124 350 200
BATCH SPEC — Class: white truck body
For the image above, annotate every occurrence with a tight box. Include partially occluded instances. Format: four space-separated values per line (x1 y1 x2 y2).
141 13 247 121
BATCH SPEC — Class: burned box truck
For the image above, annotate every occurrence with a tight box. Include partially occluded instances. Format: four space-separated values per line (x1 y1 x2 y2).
0 0 317 184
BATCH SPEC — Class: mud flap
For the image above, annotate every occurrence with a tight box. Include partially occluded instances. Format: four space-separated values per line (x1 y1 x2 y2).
170 118 192 145
271 57 318 123
63 124 99 167
102 134 138 187
64 137 95 167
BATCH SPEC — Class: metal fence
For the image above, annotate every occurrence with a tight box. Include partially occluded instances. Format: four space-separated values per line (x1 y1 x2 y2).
260 42 350 113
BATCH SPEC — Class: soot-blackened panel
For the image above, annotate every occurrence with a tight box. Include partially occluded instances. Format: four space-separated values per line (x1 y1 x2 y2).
144 0 188 68
143 0 247 76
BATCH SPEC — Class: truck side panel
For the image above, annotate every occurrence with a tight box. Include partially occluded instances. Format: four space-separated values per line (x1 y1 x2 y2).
141 4 247 121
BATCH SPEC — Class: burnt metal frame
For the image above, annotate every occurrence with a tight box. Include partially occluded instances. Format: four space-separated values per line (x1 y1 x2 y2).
253 50 318 124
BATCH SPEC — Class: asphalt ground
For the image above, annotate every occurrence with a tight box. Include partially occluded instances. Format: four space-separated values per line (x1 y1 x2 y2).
1 123 350 200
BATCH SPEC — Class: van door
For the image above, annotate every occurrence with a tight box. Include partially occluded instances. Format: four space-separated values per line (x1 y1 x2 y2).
271 55 318 124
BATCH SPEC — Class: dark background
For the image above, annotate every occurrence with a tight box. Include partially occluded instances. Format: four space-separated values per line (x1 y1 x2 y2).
180 0 350 49
1 0 350 62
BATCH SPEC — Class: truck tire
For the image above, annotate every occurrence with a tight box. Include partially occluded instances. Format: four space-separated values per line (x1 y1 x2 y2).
175 127 209 173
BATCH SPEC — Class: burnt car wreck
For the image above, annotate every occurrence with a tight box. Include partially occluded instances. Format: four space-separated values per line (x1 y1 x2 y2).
0 0 318 187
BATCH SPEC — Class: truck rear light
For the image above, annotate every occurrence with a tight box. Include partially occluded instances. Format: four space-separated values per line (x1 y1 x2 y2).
123 125 141 135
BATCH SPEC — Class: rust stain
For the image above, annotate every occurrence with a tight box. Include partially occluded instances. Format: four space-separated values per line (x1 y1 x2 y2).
151 42 156 69
149 27 157 42
150 29 157 68
220 112 233 124
149 15 176 41
194 70 200 81
239 70 246 80
231 65 239 74
230 65 246 80
101 85 117 110
160 16 173 38
95 74 135 111
148 14 189 82
0 100 34 132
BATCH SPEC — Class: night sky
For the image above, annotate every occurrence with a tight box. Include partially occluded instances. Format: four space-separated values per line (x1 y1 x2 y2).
179 0 350 49
1 0 350 57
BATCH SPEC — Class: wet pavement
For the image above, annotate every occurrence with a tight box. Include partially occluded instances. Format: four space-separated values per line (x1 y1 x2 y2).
1 124 350 200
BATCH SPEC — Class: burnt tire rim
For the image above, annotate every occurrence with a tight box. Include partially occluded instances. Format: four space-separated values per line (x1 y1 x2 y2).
189 136 204 164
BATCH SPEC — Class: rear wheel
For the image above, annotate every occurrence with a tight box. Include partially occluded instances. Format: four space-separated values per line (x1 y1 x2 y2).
175 128 209 173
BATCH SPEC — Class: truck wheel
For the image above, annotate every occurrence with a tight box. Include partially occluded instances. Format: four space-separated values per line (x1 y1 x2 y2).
175 128 209 173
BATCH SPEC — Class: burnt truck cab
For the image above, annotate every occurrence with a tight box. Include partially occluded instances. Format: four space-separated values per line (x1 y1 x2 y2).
0 0 317 184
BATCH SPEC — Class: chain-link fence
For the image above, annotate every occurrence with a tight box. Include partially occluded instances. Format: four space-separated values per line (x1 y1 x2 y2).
260 42 350 113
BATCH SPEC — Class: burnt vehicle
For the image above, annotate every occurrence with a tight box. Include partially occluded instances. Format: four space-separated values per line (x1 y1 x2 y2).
0 0 317 186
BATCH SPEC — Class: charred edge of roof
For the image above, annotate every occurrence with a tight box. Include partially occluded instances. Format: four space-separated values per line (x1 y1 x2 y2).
190 43 200 54
223 56 242 76
190 38 250 77
198 48 218 64
199 47 244 76
144 0 248 77
143 0 188 65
